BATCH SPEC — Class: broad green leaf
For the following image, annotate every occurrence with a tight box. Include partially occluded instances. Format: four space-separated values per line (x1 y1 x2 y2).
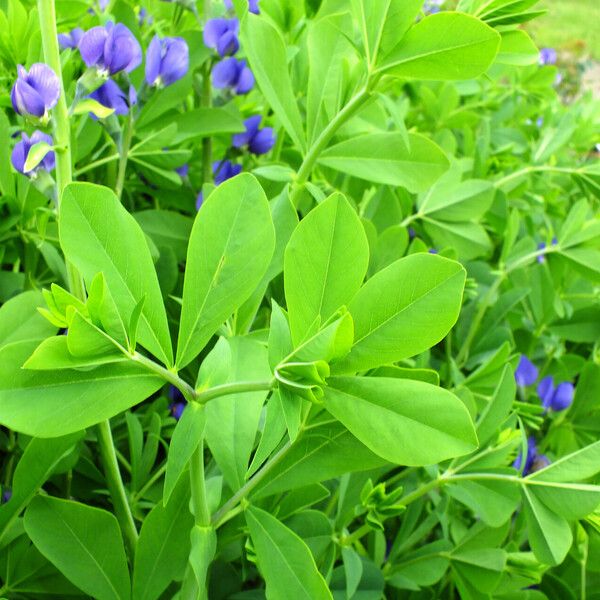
176 174 275 368
0 290 56 349
423 220 492 261
450 547 506 595
241 14 306 152
164 403 206 504
522 486 572 565
60 183 173 366
0 340 163 437
132 478 193 600
496 30 539 65
24 496 131 600
245 505 332 600
334 254 466 374
476 365 515 445
284 193 369 345
0 433 81 543
134 210 193 262
324 376 478 465
171 107 244 144
318 133 449 193
253 420 387 499
377 13 500 80
204 336 272 490
388 540 451 589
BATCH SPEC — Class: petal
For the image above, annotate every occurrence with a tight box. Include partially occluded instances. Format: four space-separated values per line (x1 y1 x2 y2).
217 30 239 57
160 37 189 86
551 382 574 411
30 130 53 146
249 127 275 155
79 26 108 67
212 57 238 89
12 79 46 117
58 33 74 49
107 26 142 74
235 65 254 94
537 376 554 408
515 355 538 387
203 19 228 49
27 63 60 110
248 0 260 13
11 139 27 174
145 35 162 85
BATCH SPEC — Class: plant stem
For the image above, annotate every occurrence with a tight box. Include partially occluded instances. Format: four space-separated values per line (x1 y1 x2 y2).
115 112 134 199
190 441 211 527
494 165 580 189
341 523 372 546
195 379 274 404
96 420 138 557
74 153 120 176
131 351 197 399
290 86 373 206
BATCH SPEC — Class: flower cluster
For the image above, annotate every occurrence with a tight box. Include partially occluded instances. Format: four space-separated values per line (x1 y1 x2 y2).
513 436 550 475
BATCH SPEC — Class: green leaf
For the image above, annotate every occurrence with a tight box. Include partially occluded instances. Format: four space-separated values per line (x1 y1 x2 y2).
241 14 306 152
318 133 449 193
23 141 53 173
24 496 131 600
324 376 478 465
0 433 82 543
333 254 465 374
522 486 573 566
171 107 244 144
132 478 193 600
284 192 369 345
60 183 173 366
245 505 333 600
134 210 193 262
204 336 272 490
496 30 539 65
0 290 56 349
377 12 500 80
176 174 275 368
164 403 206 504
0 340 163 437
72 98 115 119
476 365 516 445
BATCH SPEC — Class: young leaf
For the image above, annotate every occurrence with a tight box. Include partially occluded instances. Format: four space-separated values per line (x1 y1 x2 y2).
333 254 466 374
0 340 163 437
318 133 449 194
60 183 173 366
176 174 275 368
324 376 478 465
377 13 500 80
0 291 56 349
284 193 369 345
24 496 131 600
132 478 194 600
241 14 306 152
245 505 333 600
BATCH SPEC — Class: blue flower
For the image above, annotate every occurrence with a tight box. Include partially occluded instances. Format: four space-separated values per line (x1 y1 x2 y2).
513 436 550 475
537 237 558 263
232 115 275 155
168 386 186 420
138 7 153 27
537 376 574 412
204 18 240 56
79 23 142 76
11 63 60 121
423 0 443 14
224 0 260 14
212 57 254 94
539 47 557 66
89 79 130 116
1 488 11 504
176 164 189 177
515 355 538 387
58 27 85 50
145 35 189 88
11 130 55 176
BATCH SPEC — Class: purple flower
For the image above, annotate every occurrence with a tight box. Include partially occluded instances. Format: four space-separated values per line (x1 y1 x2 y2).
539 47 557 66
212 57 254 94
408 227 416 239
168 385 186 420
1 489 11 504
423 0 443 14
204 18 240 56
232 115 275 155
11 63 60 121
58 27 84 50
196 191 204 210
537 238 558 263
89 79 130 116
513 436 549 475
11 130 55 176
535 116 544 128
138 7 153 27
515 355 538 387
79 23 142 76
538 376 574 412
224 0 260 14
428 248 438 254
176 164 189 177
145 36 189 88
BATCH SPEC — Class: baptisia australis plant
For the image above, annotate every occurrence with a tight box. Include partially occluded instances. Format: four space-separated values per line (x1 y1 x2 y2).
2 0 600 599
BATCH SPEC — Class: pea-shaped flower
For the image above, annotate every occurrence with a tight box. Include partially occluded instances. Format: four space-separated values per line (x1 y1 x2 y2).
233 115 275 155
11 64 60 122
58 27 85 50
145 36 189 88
537 376 574 412
11 130 55 176
513 436 549 475
539 47 557 66
212 57 254 95
79 23 142 76
203 18 239 57
514 355 538 387
89 79 130 116
224 0 259 14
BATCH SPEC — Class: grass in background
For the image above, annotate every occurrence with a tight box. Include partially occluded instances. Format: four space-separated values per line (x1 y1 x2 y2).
526 0 600 60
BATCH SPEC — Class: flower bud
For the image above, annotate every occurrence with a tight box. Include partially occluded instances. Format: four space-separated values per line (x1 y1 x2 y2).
11 130 55 177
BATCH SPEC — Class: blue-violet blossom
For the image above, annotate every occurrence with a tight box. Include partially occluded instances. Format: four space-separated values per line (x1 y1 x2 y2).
224 0 260 14
513 436 550 475
79 23 142 76
233 115 275 155
11 130 55 176
539 47 557 66
212 57 254 94
515 355 538 387
58 27 84 50
89 79 130 116
537 376 574 412
11 64 60 121
203 18 240 56
145 36 189 87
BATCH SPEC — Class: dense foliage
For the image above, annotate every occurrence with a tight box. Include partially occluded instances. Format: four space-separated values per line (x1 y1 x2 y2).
0 0 599 598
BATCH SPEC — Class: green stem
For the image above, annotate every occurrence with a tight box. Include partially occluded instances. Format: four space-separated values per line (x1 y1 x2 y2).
195 379 274 404
399 477 442 507
74 153 120 176
96 420 138 558
341 523 371 547
190 442 211 527
115 112 134 199
494 165 579 189
131 351 197 399
290 86 373 206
